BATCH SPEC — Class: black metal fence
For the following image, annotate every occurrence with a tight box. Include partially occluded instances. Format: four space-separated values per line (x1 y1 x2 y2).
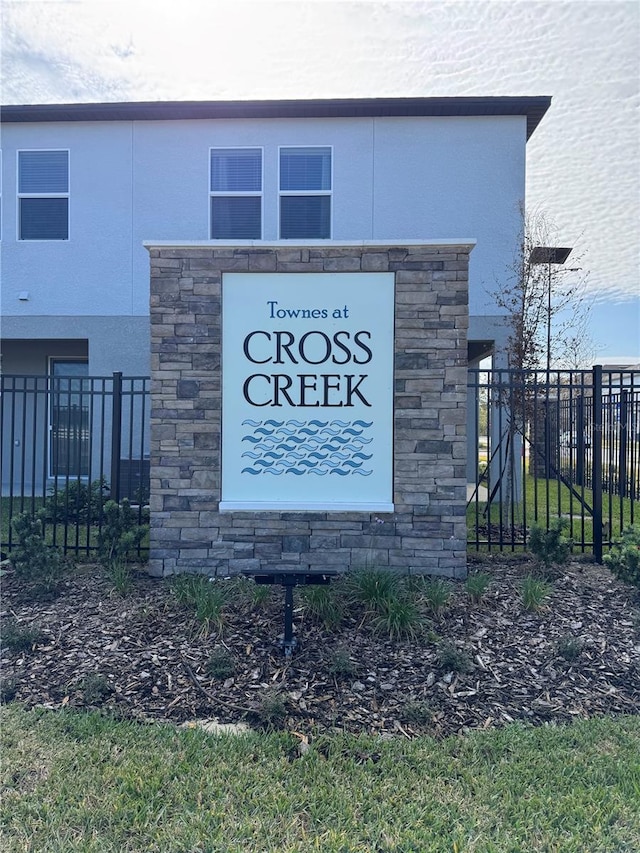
2 367 638 560
1 373 150 557
467 366 639 557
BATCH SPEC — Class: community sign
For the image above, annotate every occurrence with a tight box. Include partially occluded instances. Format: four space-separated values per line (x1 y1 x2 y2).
220 272 394 511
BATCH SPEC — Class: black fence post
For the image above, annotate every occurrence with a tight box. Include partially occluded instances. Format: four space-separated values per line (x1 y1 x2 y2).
593 365 603 563
110 372 123 504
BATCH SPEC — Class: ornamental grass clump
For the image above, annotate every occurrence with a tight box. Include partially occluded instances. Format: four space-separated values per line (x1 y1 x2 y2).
345 569 425 639
345 568 401 614
172 575 231 636
301 584 343 629
521 574 551 612
418 577 452 620
465 571 491 604
372 595 424 640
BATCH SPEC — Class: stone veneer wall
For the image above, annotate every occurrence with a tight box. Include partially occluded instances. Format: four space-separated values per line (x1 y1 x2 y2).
148 244 470 579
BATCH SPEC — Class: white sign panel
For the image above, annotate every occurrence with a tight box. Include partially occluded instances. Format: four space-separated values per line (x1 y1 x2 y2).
221 272 394 511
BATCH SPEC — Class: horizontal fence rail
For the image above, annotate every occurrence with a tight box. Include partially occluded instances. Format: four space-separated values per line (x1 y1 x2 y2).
467 366 639 557
1 373 150 558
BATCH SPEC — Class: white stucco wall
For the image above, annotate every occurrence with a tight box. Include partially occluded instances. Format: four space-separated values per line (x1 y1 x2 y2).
1 113 526 335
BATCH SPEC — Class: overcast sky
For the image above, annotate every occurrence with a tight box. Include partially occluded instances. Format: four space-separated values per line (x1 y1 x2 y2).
2 0 638 361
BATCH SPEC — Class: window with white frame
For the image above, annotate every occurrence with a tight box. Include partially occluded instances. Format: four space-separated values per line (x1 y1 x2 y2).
18 150 69 240
210 147 262 239
279 146 331 239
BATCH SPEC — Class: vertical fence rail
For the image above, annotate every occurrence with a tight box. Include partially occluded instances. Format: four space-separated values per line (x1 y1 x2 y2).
467 366 639 556
110 372 123 505
592 365 603 563
1 373 150 558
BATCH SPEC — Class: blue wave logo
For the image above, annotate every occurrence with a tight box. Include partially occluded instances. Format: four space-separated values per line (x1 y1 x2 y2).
238 418 375 477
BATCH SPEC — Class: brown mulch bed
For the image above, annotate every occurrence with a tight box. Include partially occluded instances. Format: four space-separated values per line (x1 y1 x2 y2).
1 556 639 739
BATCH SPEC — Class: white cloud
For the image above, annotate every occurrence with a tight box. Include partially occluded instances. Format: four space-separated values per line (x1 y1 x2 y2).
1 0 638 352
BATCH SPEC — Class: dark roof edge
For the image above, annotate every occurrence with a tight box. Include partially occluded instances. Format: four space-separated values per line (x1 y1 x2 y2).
1 96 552 140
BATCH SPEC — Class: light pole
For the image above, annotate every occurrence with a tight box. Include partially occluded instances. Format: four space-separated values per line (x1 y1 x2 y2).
529 246 573 374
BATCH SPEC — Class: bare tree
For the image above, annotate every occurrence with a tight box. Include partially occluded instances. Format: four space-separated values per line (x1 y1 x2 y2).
556 306 598 369
482 207 594 525
492 206 593 371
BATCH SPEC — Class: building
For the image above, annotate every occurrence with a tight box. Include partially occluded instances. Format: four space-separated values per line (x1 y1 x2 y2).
1 96 550 378
1 97 551 575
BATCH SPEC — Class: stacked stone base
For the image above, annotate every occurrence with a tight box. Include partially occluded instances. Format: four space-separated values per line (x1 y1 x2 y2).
148 243 470 579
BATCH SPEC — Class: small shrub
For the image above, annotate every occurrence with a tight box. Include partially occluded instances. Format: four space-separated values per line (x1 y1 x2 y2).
372 596 424 640
419 577 452 619
173 575 231 636
465 572 491 604
97 499 148 568
604 525 640 589
45 477 109 523
10 511 65 597
1 620 44 653
521 574 551 612
80 673 112 705
557 634 583 661
528 519 572 573
206 647 236 680
255 689 287 727
437 640 474 673
0 677 18 703
402 700 434 725
302 585 343 629
327 647 357 677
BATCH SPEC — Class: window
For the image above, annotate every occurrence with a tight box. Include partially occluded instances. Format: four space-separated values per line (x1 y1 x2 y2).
210 147 262 239
49 359 89 478
279 146 331 239
18 150 69 240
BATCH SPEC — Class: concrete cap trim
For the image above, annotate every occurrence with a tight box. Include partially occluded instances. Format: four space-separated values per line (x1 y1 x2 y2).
143 239 477 249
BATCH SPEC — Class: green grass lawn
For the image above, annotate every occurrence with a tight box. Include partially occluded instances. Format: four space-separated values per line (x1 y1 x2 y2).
2 705 639 852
